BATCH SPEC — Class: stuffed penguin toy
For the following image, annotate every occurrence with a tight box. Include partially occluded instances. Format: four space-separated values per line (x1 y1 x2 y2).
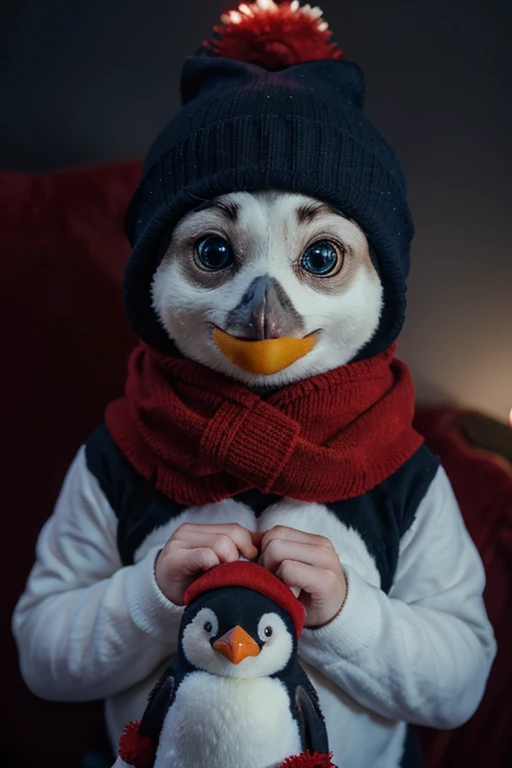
114 562 335 768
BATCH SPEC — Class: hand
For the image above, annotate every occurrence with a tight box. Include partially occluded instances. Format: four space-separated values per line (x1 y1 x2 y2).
155 523 259 605
259 526 347 628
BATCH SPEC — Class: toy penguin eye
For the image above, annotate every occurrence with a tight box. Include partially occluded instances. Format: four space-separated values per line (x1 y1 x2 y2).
195 235 234 271
193 608 218 638
300 240 343 277
257 612 284 643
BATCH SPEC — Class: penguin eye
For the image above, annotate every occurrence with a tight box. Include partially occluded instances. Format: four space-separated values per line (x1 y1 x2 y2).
192 608 218 638
195 235 234 271
300 240 343 277
257 612 284 643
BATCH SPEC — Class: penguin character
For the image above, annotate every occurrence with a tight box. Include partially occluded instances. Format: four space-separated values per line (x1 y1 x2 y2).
133 561 329 768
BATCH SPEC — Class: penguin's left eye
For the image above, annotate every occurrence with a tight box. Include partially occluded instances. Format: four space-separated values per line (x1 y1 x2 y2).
300 240 343 277
257 612 284 643
204 621 213 633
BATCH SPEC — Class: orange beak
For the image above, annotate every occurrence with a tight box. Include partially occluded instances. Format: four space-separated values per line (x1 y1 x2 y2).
213 328 317 375
213 625 260 665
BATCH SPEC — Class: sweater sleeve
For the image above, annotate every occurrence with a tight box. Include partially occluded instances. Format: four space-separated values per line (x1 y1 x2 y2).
298 466 497 728
12 445 184 702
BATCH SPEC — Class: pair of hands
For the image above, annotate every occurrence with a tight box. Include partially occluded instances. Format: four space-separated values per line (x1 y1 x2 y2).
155 523 347 628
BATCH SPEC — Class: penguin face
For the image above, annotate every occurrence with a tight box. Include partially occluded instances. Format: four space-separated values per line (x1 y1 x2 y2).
152 190 383 387
180 588 296 679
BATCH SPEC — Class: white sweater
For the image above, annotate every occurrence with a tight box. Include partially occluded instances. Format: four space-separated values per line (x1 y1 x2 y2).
12 446 496 767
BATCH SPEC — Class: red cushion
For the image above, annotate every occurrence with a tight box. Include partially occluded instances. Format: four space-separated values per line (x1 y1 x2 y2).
2 163 140 768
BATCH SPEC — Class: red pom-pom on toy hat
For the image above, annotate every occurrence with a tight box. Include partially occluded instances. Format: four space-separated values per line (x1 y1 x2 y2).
184 561 306 637
203 0 344 71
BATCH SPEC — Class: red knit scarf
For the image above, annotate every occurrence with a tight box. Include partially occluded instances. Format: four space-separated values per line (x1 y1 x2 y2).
105 343 423 506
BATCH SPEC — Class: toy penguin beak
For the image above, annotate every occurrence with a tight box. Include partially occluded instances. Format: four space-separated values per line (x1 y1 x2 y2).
213 328 317 375
213 625 260 665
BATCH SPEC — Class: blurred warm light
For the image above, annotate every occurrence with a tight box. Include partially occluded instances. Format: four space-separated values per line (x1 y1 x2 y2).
509 408 512 428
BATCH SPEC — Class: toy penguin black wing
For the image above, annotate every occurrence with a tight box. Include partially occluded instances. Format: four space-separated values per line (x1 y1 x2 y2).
293 669 329 754
138 665 177 744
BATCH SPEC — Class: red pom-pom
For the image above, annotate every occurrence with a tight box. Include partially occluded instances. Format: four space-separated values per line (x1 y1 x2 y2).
280 750 338 767
118 721 157 768
204 0 344 70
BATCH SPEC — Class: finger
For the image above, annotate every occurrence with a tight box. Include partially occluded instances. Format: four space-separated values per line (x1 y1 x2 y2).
179 532 244 564
174 523 259 559
181 547 221 575
275 560 338 601
260 539 338 573
260 526 333 556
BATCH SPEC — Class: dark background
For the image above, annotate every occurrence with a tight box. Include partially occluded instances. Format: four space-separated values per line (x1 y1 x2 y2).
3 0 511 419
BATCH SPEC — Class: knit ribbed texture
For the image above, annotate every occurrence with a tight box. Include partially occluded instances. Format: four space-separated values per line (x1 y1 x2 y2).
124 545 184 642
201 400 300 492
300 565 381 662
123 57 414 361
105 342 423 506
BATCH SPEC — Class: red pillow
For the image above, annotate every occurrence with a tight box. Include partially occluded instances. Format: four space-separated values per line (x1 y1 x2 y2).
2 162 140 768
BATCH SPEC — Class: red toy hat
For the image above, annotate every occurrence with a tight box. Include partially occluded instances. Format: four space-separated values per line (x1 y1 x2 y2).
184 561 306 637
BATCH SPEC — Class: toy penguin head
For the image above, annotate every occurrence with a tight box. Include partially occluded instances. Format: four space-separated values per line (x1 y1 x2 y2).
179 561 305 679
124 0 414 378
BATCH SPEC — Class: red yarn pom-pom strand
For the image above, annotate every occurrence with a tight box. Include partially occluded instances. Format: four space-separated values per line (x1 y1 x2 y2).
281 749 338 767
118 721 157 768
203 0 344 71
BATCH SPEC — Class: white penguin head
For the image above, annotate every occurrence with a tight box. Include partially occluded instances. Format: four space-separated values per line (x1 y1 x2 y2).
181 606 294 679
151 190 383 387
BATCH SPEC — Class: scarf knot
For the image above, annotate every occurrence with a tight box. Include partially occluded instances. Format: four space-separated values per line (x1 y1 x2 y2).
200 399 300 492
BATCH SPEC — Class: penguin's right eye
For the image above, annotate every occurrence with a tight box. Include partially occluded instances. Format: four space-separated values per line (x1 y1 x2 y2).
204 621 213 633
195 236 234 271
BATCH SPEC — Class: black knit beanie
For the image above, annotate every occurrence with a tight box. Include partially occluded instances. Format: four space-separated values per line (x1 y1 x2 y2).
124 1 414 361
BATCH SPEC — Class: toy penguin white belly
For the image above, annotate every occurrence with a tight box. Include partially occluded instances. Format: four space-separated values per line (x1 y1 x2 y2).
155 671 301 768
